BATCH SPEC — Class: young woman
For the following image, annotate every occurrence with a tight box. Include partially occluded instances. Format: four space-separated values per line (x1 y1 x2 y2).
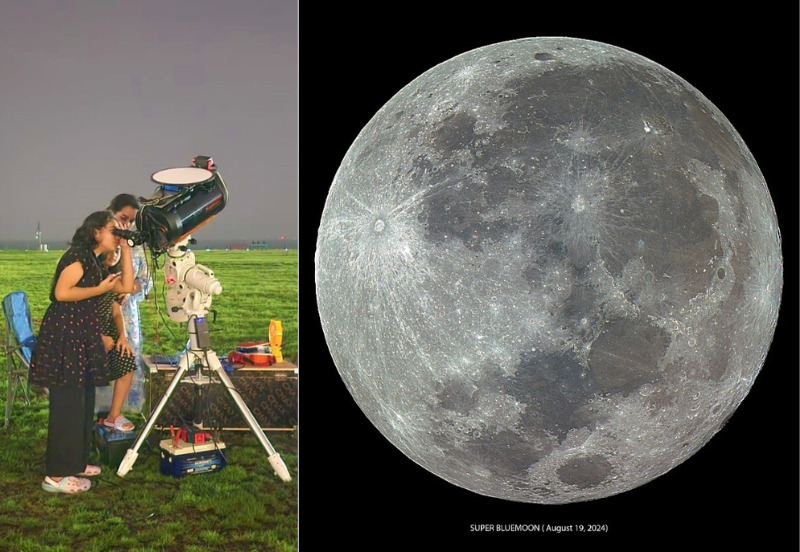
98 248 136 431
107 194 152 415
30 211 133 494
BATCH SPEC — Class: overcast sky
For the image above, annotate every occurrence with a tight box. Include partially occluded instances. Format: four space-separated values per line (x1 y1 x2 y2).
0 0 296 244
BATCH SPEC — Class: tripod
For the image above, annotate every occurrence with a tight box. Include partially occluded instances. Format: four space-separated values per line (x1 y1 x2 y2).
116 316 292 481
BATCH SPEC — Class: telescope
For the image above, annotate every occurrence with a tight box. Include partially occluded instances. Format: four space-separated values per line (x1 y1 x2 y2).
164 235 222 323
116 156 229 251
115 157 292 482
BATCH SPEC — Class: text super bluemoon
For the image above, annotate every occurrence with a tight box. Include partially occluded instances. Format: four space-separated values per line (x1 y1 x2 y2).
470 524 609 533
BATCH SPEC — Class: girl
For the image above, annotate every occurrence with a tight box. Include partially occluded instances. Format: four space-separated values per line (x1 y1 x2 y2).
30 211 133 494
108 194 152 414
98 248 136 431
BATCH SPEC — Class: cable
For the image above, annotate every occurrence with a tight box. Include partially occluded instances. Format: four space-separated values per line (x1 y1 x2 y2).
143 245 189 428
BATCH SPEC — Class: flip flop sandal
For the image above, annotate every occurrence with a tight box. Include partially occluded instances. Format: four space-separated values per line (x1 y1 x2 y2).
103 415 134 432
78 465 101 476
42 476 91 494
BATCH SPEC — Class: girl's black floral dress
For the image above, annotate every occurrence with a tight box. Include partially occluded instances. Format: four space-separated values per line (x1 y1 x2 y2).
97 290 137 380
29 247 109 387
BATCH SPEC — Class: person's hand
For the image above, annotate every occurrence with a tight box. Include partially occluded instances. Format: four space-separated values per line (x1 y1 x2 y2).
98 272 121 293
102 335 115 352
118 294 129 306
116 336 134 357
114 217 131 231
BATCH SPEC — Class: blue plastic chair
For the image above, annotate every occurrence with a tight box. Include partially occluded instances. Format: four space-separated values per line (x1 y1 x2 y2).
3 291 34 427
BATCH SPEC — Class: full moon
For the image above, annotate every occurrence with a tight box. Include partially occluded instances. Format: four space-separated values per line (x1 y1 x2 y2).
314 37 782 504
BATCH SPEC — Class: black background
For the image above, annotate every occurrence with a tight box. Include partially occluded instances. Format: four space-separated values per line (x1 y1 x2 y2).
299 6 798 547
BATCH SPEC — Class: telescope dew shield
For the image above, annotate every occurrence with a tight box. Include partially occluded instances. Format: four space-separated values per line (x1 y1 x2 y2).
139 167 229 250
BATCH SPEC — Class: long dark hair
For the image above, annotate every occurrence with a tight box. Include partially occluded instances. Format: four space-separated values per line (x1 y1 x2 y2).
108 193 140 213
70 211 114 251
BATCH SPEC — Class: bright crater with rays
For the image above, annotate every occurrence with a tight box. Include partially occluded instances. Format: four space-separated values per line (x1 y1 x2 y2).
315 37 782 504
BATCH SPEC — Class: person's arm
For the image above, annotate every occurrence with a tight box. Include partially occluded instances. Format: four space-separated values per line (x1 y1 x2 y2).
112 301 134 357
102 333 115 352
111 240 135 295
54 262 120 302
111 301 126 340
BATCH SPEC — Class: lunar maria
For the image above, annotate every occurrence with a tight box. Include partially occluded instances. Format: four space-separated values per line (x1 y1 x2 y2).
314 37 782 504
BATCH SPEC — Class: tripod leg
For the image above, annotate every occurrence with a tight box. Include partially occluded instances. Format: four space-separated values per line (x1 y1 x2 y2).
206 352 291 481
117 352 192 477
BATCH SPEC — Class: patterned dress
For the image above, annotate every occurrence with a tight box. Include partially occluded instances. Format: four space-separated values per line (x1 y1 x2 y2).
29 247 108 387
121 244 152 412
97 291 137 381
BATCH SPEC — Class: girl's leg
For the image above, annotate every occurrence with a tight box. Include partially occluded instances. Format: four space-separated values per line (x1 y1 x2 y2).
47 385 89 479
83 383 95 467
107 371 134 422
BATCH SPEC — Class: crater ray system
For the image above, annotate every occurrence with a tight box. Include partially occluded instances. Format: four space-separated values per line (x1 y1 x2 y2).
314 37 782 504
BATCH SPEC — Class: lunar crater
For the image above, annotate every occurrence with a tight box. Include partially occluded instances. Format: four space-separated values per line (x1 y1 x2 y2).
316 37 781 504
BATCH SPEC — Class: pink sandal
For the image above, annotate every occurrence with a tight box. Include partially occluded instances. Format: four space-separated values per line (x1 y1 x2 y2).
103 415 134 432
41 476 91 494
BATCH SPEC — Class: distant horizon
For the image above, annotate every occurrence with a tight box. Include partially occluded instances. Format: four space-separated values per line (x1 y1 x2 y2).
4 221 298 247
0 236 299 250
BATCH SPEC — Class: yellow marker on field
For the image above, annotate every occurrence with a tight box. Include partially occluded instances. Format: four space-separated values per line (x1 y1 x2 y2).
269 319 283 363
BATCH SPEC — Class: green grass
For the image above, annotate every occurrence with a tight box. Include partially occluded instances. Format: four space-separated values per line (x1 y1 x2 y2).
0 249 297 362
0 249 298 552
138 250 298 362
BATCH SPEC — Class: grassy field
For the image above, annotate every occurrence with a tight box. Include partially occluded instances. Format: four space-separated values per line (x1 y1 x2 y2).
137 250 298 362
0 249 298 552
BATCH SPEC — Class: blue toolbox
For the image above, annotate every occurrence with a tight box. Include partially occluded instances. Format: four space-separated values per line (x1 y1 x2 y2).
159 438 227 478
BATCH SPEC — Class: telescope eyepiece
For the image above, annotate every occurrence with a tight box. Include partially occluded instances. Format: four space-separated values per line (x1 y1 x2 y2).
112 228 145 246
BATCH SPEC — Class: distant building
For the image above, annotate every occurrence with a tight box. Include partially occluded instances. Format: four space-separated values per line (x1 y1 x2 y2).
229 243 249 250
250 241 268 250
